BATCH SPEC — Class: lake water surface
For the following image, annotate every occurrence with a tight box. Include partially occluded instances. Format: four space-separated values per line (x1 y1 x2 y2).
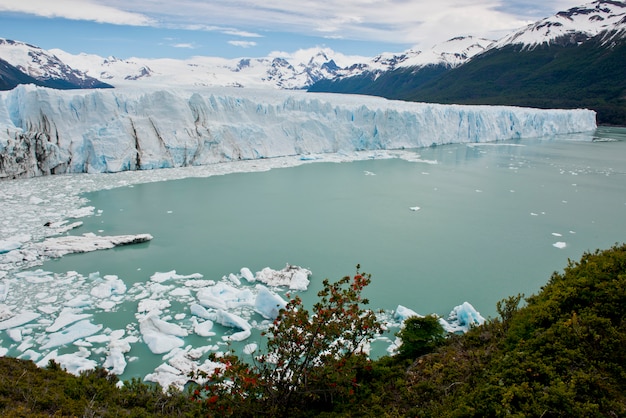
4 126 626 383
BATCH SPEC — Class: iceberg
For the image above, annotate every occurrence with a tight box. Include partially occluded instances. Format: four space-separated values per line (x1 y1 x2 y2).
254 285 287 320
40 319 103 349
255 264 312 290
440 302 485 333
139 312 187 354
33 233 153 257
0 85 596 179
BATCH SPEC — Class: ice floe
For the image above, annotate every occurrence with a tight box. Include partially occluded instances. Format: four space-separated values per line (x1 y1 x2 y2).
34 233 153 257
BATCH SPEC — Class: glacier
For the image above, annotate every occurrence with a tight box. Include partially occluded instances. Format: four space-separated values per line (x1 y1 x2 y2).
0 85 596 179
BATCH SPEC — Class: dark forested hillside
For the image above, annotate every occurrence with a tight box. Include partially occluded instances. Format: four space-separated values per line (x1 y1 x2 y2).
309 36 626 126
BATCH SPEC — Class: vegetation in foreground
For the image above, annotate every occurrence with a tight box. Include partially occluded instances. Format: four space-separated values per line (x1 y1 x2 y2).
1 244 625 417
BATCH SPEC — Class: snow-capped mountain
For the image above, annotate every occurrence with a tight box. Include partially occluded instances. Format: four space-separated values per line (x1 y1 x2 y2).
47 37 491 90
0 39 112 89
370 36 493 71
493 0 626 49
49 47 374 89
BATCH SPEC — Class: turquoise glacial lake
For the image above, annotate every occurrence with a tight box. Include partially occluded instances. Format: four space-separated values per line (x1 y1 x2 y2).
13 126 626 381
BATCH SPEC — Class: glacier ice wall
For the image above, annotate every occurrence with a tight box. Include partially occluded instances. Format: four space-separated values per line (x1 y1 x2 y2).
0 85 596 179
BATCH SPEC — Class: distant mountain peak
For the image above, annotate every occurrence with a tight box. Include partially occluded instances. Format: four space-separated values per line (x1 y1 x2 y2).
0 38 112 89
493 0 626 49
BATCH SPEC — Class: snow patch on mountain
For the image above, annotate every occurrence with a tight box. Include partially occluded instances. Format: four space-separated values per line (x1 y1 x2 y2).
0 39 111 89
493 0 626 49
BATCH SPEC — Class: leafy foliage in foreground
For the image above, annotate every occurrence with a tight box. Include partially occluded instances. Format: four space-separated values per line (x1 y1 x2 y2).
349 243 626 417
0 358 199 417
1 245 625 416
191 268 384 417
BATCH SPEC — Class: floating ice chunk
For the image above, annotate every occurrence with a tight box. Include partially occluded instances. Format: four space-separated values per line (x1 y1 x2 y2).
63 294 91 308
145 346 224 391
196 282 254 310
184 279 215 288
15 269 54 283
0 234 30 252
394 305 422 322
150 270 203 283
38 305 60 314
67 206 96 219
137 299 170 314
441 302 485 333
228 273 241 286
254 285 286 320
170 287 191 297
256 264 312 290
551 232 562 237
223 329 252 342
7 327 22 342
210 309 251 331
243 343 258 355
553 241 567 249
0 311 41 330
97 300 117 311
41 348 98 375
103 333 133 375
46 308 92 332
91 275 127 298
193 318 215 337
240 267 255 283
189 303 212 319
139 313 187 354
34 233 153 257
18 349 40 361
409 206 421 211
41 319 103 349
46 221 83 235
145 363 188 391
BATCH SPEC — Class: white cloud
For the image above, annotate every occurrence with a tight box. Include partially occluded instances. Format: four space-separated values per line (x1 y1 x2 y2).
173 43 196 49
228 40 257 48
222 29 263 38
0 0 587 49
0 0 155 26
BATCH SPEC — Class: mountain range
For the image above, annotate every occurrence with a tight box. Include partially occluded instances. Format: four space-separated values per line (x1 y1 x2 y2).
310 0 626 125
0 0 625 124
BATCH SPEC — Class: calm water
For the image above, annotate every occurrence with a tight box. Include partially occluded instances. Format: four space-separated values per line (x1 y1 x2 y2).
29 126 626 379
43 128 626 313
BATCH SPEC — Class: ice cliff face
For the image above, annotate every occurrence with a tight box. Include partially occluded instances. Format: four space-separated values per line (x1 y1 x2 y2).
0 85 596 179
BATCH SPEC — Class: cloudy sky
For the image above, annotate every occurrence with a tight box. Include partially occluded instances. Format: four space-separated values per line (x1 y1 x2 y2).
0 0 588 59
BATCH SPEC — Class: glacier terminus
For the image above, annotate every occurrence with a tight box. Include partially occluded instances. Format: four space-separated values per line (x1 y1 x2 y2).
0 85 596 179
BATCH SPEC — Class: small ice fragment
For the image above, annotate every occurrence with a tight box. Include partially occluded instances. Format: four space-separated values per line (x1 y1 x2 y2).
0 311 41 330
243 343 258 355
409 206 421 211
553 242 567 249
551 233 562 237
240 268 255 283
394 305 422 321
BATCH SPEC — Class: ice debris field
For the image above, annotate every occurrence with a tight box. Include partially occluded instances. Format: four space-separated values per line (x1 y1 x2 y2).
0 258 484 391
0 149 490 390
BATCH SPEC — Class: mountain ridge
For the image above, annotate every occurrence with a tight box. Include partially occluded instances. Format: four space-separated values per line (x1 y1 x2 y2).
309 0 626 125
